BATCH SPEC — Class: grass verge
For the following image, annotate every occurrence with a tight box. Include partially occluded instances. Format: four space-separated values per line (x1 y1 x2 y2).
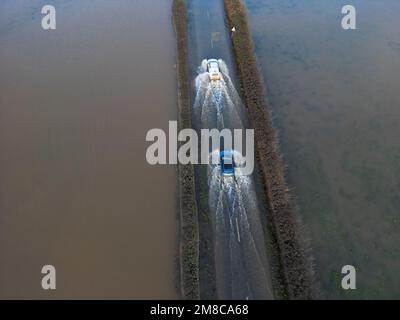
172 0 199 300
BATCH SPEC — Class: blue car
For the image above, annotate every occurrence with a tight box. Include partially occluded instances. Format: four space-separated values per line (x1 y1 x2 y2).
220 150 235 176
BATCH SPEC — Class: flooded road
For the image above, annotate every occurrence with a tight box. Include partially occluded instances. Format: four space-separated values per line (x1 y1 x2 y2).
0 0 178 298
187 0 236 79
188 0 273 299
246 0 400 298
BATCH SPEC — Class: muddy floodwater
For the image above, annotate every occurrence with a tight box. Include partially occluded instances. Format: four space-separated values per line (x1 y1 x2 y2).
246 0 400 298
0 0 178 298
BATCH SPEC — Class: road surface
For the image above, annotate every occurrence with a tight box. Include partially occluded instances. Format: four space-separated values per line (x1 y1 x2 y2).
187 0 274 299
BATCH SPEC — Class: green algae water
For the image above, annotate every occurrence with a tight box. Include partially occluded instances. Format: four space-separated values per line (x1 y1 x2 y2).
246 0 400 299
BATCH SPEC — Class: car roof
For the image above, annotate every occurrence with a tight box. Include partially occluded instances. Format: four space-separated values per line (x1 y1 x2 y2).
221 150 233 157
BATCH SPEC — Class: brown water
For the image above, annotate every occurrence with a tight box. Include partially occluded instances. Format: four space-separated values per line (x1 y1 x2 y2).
246 0 400 298
0 0 178 299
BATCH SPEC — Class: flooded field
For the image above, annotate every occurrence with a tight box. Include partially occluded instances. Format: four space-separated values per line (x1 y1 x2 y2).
0 0 178 298
246 0 400 298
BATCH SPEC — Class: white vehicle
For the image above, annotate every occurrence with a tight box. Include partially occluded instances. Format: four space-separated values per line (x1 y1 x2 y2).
207 58 221 81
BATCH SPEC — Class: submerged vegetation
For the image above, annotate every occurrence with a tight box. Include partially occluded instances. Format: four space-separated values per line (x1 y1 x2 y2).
172 0 200 300
224 0 317 299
